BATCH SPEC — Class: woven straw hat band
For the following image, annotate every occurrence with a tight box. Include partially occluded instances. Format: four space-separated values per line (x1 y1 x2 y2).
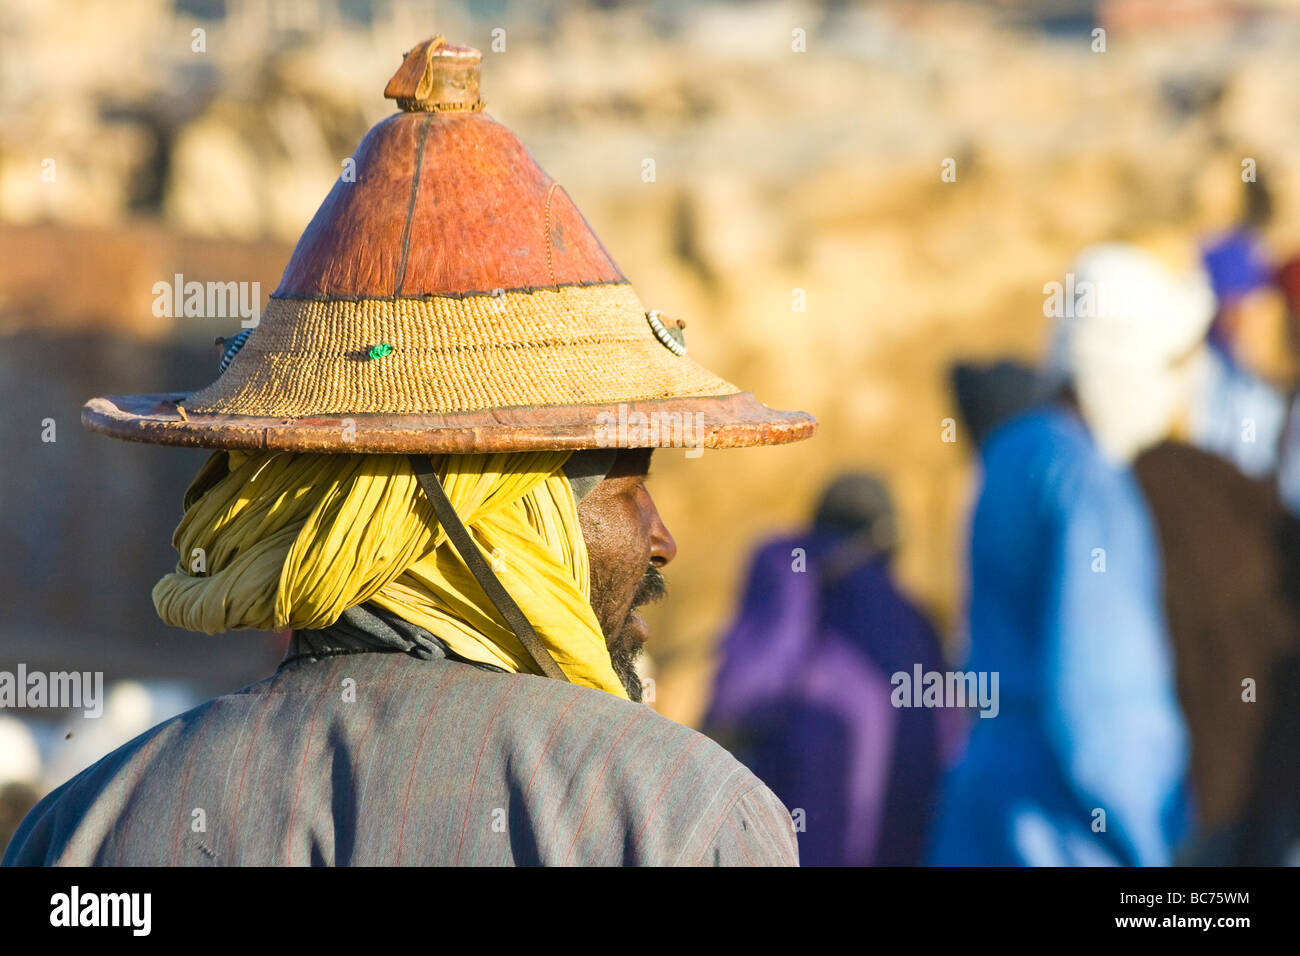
187 282 739 417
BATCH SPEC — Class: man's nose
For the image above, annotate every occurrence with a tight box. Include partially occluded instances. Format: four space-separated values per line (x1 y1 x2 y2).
647 497 677 567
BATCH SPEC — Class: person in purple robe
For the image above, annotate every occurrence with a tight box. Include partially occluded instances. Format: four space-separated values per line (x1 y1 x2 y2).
703 474 955 866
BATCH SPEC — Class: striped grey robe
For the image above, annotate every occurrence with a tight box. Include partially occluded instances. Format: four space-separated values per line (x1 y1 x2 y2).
3 633 798 866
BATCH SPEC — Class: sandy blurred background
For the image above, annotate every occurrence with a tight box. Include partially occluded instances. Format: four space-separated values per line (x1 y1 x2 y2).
4 0 1300 789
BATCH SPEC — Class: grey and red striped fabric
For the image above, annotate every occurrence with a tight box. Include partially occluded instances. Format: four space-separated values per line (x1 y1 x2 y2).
3 646 798 867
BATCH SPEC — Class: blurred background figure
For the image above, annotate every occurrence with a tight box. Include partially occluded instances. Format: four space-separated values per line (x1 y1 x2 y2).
1186 224 1298 487
1134 441 1300 864
1271 255 1300 517
703 473 953 866
930 241 1210 866
949 360 1041 449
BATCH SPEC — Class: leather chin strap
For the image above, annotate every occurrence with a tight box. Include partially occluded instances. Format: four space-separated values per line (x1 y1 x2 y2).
407 454 569 682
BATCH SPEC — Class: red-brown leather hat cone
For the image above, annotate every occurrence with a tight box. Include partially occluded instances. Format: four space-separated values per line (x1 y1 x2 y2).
83 36 817 454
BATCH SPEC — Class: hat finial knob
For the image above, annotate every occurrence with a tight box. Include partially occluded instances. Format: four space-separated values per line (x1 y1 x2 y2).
384 35 484 113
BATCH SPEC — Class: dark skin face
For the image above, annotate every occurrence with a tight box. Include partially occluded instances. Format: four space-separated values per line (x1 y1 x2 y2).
575 449 677 701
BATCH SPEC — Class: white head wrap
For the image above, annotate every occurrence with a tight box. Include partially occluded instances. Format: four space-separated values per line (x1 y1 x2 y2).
1043 242 1216 463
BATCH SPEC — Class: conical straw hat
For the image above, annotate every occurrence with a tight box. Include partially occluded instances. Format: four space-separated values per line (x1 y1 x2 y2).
82 36 816 454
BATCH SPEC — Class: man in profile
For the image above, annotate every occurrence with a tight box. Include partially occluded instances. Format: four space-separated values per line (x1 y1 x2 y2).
3 36 816 867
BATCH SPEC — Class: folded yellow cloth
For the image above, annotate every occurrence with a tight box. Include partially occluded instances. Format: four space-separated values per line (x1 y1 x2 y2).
153 449 626 697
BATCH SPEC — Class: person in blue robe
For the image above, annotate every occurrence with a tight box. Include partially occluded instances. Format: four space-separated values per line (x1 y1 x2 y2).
929 403 1192 865
931 242 1207 866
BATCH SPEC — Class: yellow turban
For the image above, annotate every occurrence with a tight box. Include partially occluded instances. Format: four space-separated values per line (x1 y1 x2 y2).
152 449 627 698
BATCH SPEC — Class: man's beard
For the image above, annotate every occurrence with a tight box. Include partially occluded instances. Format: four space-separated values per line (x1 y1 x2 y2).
609 565 666 702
